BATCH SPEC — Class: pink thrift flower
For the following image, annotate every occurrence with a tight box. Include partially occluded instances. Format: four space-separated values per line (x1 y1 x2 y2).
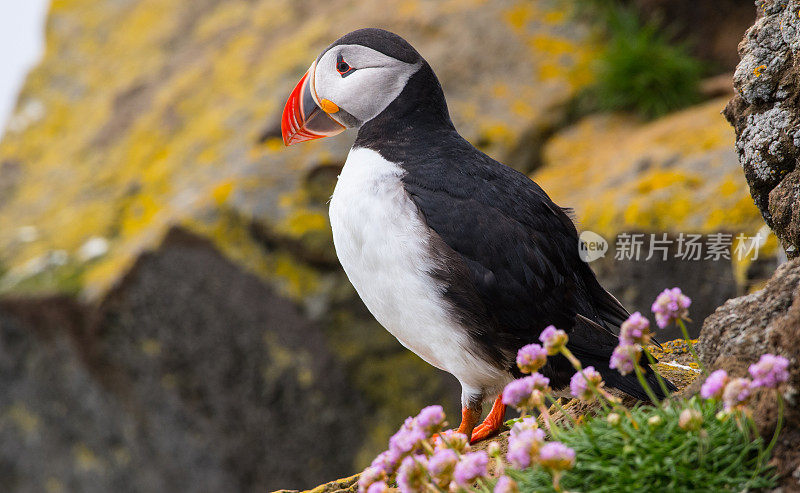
396 456 428 493
619 312 652 345
388 417 426 457
749 354 790 388
370 449 401 476
434 430 470 454
539 442 576 471
366 482 388 493
610 344 641 375
651 288 692 328
722 378 753 410
427 448 457 487
358 466 385 493
503 374 551 410
510 416 540 437
570 366 604 401
494 476 520 493
453 451 489 486
539 325 569 355
700 369 729 399
529 372 551 392
507 428 545 469
517 343 549 374
503 378 534 409
416 405 445 435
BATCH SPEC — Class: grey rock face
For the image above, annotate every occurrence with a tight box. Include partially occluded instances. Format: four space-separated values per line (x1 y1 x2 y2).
698 257 800 489
593 234 737 340
0 228 367 492
725 0 800 258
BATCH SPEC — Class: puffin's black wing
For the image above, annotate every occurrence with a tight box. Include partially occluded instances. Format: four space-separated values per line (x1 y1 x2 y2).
399 136 671 397
401 136 625 336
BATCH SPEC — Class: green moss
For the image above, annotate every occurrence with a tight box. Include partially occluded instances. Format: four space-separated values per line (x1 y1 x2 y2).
507 398 777 492
3 261 87 296
572 1 703 118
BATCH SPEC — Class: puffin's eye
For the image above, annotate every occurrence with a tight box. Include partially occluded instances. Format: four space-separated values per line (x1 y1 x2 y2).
336 54 355 77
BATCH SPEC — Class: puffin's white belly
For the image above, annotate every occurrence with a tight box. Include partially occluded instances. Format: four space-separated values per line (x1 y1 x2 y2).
329 147 508 393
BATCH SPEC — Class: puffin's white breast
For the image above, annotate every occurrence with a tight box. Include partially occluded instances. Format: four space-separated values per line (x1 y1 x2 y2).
329 147 508 393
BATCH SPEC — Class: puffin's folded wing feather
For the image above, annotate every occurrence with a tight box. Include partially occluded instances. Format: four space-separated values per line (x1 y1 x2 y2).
402 152 613 352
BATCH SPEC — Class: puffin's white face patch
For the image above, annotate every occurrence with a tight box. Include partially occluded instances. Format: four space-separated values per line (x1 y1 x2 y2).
314 44 422 126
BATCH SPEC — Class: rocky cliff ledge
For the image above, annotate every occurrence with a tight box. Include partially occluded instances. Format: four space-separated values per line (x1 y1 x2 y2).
0 0 778 490
724 0 800 259
280 340 702 493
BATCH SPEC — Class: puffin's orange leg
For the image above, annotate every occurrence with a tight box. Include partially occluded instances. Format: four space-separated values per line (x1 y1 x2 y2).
470 394 506 443
455 406 482 440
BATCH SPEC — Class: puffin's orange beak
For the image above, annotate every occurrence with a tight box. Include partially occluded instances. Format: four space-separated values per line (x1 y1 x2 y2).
281 62 346 146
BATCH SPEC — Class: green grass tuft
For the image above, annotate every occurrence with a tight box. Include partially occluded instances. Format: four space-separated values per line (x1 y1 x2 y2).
506 398 776 492
574 1 704 119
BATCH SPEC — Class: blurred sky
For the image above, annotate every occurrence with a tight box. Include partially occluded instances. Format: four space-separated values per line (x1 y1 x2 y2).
0 0 50 137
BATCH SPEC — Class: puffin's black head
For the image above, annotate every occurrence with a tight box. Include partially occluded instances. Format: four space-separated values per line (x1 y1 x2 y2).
281 28 445 146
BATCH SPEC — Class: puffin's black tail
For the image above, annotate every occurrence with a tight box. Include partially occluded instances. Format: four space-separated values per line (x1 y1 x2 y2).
568 315 677 401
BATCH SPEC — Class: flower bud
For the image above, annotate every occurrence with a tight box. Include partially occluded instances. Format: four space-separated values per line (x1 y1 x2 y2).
539 326 568 355
516 343 548 374
678 408 703 431
647 415 662 427
494 476 519 493
538 442 576 472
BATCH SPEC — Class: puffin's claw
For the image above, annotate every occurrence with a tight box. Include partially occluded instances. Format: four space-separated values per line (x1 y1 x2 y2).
469 394 506 443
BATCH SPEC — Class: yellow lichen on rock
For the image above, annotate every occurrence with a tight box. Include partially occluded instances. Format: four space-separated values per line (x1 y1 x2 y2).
0 0 596 300
535 98 764 237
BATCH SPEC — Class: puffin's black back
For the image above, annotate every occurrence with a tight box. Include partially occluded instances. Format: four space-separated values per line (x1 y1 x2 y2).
353 30 673 399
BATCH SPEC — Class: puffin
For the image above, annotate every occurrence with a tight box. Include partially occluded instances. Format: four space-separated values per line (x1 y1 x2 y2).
280 28 674 442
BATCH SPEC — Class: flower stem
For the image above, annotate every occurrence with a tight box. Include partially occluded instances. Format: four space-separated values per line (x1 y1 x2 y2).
552 471 564 492
764 392 784 456
678 319 706 374
538 403 557 438
560 346 583 372
644 350 672 399
632 360 661 405
744 392 784 490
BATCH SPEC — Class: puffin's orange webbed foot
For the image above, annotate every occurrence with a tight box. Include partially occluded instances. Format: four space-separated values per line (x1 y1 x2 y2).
470 394 506 443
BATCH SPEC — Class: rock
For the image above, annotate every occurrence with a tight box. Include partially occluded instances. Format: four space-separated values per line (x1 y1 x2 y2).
697 257 800 490
0 229 368 491
535 99 771 338
724 0 800 259
274 473 360 493
649 339 703 391
0 300 152 493
0 0 597 300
